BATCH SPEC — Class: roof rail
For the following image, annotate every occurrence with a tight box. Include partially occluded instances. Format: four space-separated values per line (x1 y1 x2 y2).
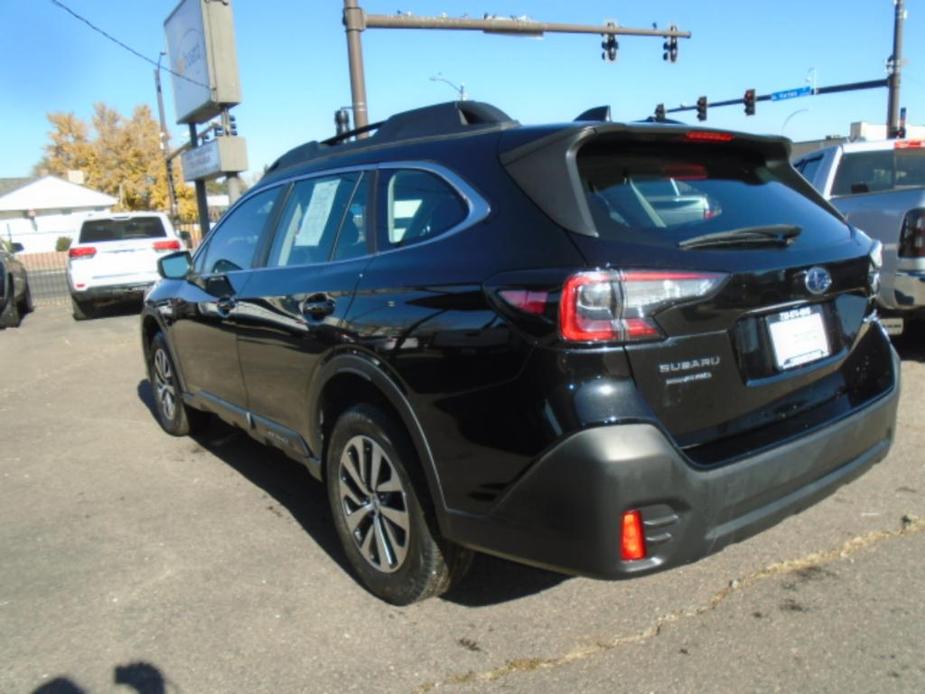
265 101 517 174
574 105 611 122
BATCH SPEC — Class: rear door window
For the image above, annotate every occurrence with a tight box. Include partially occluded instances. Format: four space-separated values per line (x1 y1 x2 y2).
266 173 361 267
577 142 849 246
79 217 166 243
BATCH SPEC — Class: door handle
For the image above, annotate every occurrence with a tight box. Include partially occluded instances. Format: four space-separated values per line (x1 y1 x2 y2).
215 296 237 316
300 295 336 320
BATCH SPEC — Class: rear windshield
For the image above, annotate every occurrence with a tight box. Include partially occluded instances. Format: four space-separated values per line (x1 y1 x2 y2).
577 142 849 245
831 147 925 195
79 217 166 243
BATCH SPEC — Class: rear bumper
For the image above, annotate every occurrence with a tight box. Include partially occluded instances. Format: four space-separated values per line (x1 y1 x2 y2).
893 270 925 309
71 282 154 300
445 349 900 578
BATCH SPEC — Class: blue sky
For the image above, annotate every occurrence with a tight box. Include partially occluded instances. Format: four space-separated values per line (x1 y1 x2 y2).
2 1 923 179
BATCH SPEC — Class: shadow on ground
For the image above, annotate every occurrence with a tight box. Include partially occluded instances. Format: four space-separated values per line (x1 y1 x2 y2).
33 660 168 694
136 380 568 606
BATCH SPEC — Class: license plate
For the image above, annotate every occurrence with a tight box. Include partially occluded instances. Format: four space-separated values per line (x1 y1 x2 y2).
767 305 830 370
879 317 904 336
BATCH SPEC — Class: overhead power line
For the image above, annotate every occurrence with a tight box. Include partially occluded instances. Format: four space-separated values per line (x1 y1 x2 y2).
48 0 209 88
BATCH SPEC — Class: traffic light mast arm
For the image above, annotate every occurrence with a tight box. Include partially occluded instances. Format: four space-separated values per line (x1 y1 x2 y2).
344 1 691 132
361 12 691 39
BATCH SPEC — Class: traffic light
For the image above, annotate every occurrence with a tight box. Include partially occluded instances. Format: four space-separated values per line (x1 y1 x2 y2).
662 26 679 63
655 103 666 122
696 96 707 122
601 32 618 62
229 114 238 136
744 89 756 116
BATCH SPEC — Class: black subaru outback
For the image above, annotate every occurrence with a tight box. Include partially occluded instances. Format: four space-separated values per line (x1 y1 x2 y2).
142 102 899 604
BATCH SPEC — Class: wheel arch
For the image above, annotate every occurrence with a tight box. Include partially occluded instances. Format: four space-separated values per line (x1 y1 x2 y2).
310 353 449 522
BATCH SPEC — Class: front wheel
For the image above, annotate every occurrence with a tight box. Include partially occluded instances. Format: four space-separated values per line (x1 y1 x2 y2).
148 332 209 436
326 404 472 605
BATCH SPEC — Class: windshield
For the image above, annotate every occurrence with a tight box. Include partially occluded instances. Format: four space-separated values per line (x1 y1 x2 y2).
79 217 166 243
831 147 925 195
577 142 849 246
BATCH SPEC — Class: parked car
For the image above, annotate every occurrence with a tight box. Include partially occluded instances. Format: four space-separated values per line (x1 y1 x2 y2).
793 139 925 334
0 240 33 328
142 101 899 604
67 212 183 320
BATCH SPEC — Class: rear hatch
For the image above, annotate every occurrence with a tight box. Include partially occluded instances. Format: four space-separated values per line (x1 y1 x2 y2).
72 216 178 283
504 126 892 465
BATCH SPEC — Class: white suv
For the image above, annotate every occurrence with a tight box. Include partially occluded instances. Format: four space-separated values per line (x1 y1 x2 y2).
67 212 183 320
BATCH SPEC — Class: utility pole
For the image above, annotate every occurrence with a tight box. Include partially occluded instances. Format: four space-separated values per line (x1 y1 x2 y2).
886 0 906 139
342 2 690 133
154 55 179 222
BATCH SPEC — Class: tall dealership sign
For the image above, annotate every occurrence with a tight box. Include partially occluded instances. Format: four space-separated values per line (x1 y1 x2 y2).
165 0 241 124
164 0 247 232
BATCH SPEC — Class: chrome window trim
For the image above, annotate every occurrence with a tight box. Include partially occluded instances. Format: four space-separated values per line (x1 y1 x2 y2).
232 160 491 272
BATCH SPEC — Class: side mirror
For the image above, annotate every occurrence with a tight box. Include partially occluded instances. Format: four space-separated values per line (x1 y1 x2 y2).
158 250 193 279
10 242 24 254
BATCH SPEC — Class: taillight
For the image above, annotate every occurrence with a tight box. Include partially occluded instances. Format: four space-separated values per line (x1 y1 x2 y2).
68 246 96 259
559 269 726 343
153 239 181 252
898 209 925 258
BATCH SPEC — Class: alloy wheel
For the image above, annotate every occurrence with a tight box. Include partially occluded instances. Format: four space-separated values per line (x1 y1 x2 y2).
153 348 177 422
337 435 410 573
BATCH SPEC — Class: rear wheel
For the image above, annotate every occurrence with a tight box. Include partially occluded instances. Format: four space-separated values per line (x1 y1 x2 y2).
71 294 94 321
148 332 209 436
19 281 34 314
326 404 472 605
0 276 21 328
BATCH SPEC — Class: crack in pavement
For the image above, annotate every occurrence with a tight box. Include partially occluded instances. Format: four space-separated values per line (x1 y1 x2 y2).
414 514 925 692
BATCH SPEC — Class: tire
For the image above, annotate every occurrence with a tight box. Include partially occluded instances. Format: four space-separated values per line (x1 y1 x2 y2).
71 294 94 321
20 281 34 315
147 332 209 436
0 276 21 328
326 404 472 605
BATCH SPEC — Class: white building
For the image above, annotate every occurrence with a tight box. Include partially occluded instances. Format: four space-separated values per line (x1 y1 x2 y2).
0 176 117 252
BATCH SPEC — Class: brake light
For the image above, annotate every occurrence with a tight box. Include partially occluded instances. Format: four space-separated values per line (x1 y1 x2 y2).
898 208 925 258
559 269 726 343
685 131 735 143
153 239 181 252
68 246 96 259
620 510 646 561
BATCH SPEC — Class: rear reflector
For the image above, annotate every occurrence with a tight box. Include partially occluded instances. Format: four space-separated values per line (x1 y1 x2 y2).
685 131 735 143
153 239 182 252
559 269 726 343
68 246 96 259
620 510 646 561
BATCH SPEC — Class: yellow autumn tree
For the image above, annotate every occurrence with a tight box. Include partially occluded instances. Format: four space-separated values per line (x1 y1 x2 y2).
35 103 198 221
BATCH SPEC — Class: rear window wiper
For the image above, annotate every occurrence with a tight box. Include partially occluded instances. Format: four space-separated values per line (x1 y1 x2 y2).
678 224 801 250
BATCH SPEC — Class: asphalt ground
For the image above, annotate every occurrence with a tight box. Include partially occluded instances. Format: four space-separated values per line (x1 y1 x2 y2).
1 306 923 693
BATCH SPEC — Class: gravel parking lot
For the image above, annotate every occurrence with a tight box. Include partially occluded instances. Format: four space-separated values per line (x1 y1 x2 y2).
2 306 924 693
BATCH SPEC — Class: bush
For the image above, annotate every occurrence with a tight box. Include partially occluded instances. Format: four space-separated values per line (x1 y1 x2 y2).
55 236 72 252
